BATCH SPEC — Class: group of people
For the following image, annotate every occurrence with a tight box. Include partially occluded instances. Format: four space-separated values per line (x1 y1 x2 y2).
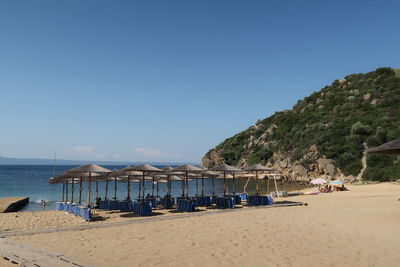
320 185 333 193
320 184 348 193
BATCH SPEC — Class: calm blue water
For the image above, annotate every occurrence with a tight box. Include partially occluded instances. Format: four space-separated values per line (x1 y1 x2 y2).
0 165 304 211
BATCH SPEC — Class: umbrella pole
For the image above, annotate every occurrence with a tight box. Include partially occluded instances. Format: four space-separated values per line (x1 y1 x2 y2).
212 176 215 196
233 174 236 195
105 180 108 200
181 179 184 197
168 174 171 196
201 175 204 197
87 172 92 205
256 171 259 196
274 176 279 197
152 177 155 197
196 177 199 197
71 179 75 203
96 181 99 199
267 177 270 194
66 181 69 202
127 176 131 200
223 171 226 197
142 172 145 201
185 172 189 199
79 177 83 204
61 183 65 202
156 181 159 198
138 179 141 199
114 177 117 200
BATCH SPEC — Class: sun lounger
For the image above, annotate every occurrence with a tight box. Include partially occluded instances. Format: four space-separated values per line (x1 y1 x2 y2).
133 201 152 216
196 196 212 206
247 195 273 206
216 197 235 209
227 194 242 205
177 199 196 212
161 197 174 209
81 206 91 221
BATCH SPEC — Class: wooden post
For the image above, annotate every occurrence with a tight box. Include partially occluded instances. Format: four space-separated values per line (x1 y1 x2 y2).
212 176 215 196
71 179 75 203
105 179 108 200
79 177 83 204
152 177 155 197
181 179 184 197
127 176 131 200
196 177 199 196
87 172 92 205
167 174 171 196
267 177 270 195
62 183 65 202
223 171 226 197
256 171 259 196
232 174 236 195
274 176 279 197
138 178 141 199
65 181 69 202
141 172 145 201
185 172 189 199
201 175 205 197
156 181 159 198
114 176 117 200
96 181 99 199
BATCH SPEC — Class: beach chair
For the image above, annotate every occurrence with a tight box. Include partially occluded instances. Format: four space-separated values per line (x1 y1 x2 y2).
161 197 174 209
177 199 196 212
133 201 152 216
216 197 235 209
80 206 91 221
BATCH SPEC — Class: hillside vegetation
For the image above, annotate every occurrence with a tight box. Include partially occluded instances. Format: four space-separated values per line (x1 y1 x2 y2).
202 68 400 181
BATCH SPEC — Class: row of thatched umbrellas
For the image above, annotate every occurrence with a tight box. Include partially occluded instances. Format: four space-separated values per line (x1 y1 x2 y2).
49 163 274 206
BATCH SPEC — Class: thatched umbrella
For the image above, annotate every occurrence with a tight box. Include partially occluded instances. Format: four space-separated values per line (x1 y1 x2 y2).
65 164 112 205
171 165 204 198
100 170 119 200
156 179 168 198
123 164 163 201
244 164 273 196
168 175 183 196
368 138 400 154
200 170 218 196
117 167 142 200
162 166 176 196
49 174 82 203
49 176 66 202
210 163 241 197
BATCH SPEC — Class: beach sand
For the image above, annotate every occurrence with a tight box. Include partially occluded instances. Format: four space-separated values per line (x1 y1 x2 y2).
1 183 400 267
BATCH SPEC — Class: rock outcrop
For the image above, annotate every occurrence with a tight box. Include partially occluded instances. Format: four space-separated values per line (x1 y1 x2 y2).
202 68 400 181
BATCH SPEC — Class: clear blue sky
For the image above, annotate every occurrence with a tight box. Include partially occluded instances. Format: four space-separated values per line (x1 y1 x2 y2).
1 0 399 163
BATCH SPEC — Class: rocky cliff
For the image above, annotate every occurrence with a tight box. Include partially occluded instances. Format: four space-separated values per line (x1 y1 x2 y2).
202 68 400 181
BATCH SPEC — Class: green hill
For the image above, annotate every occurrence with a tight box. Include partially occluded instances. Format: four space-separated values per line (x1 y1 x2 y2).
202 67 400 181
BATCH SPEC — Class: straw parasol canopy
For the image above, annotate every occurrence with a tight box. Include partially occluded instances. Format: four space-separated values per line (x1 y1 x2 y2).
116 167 144 200
245 164 273 196
171 165 204 198
66 164 112 174
123 164 163 201
210 163 241 196
368 138 400 154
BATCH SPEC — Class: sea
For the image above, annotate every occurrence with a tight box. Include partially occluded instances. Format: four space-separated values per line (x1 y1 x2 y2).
0 165 308 211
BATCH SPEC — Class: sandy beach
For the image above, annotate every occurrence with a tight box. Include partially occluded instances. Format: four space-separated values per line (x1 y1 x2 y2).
1 183 400 267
